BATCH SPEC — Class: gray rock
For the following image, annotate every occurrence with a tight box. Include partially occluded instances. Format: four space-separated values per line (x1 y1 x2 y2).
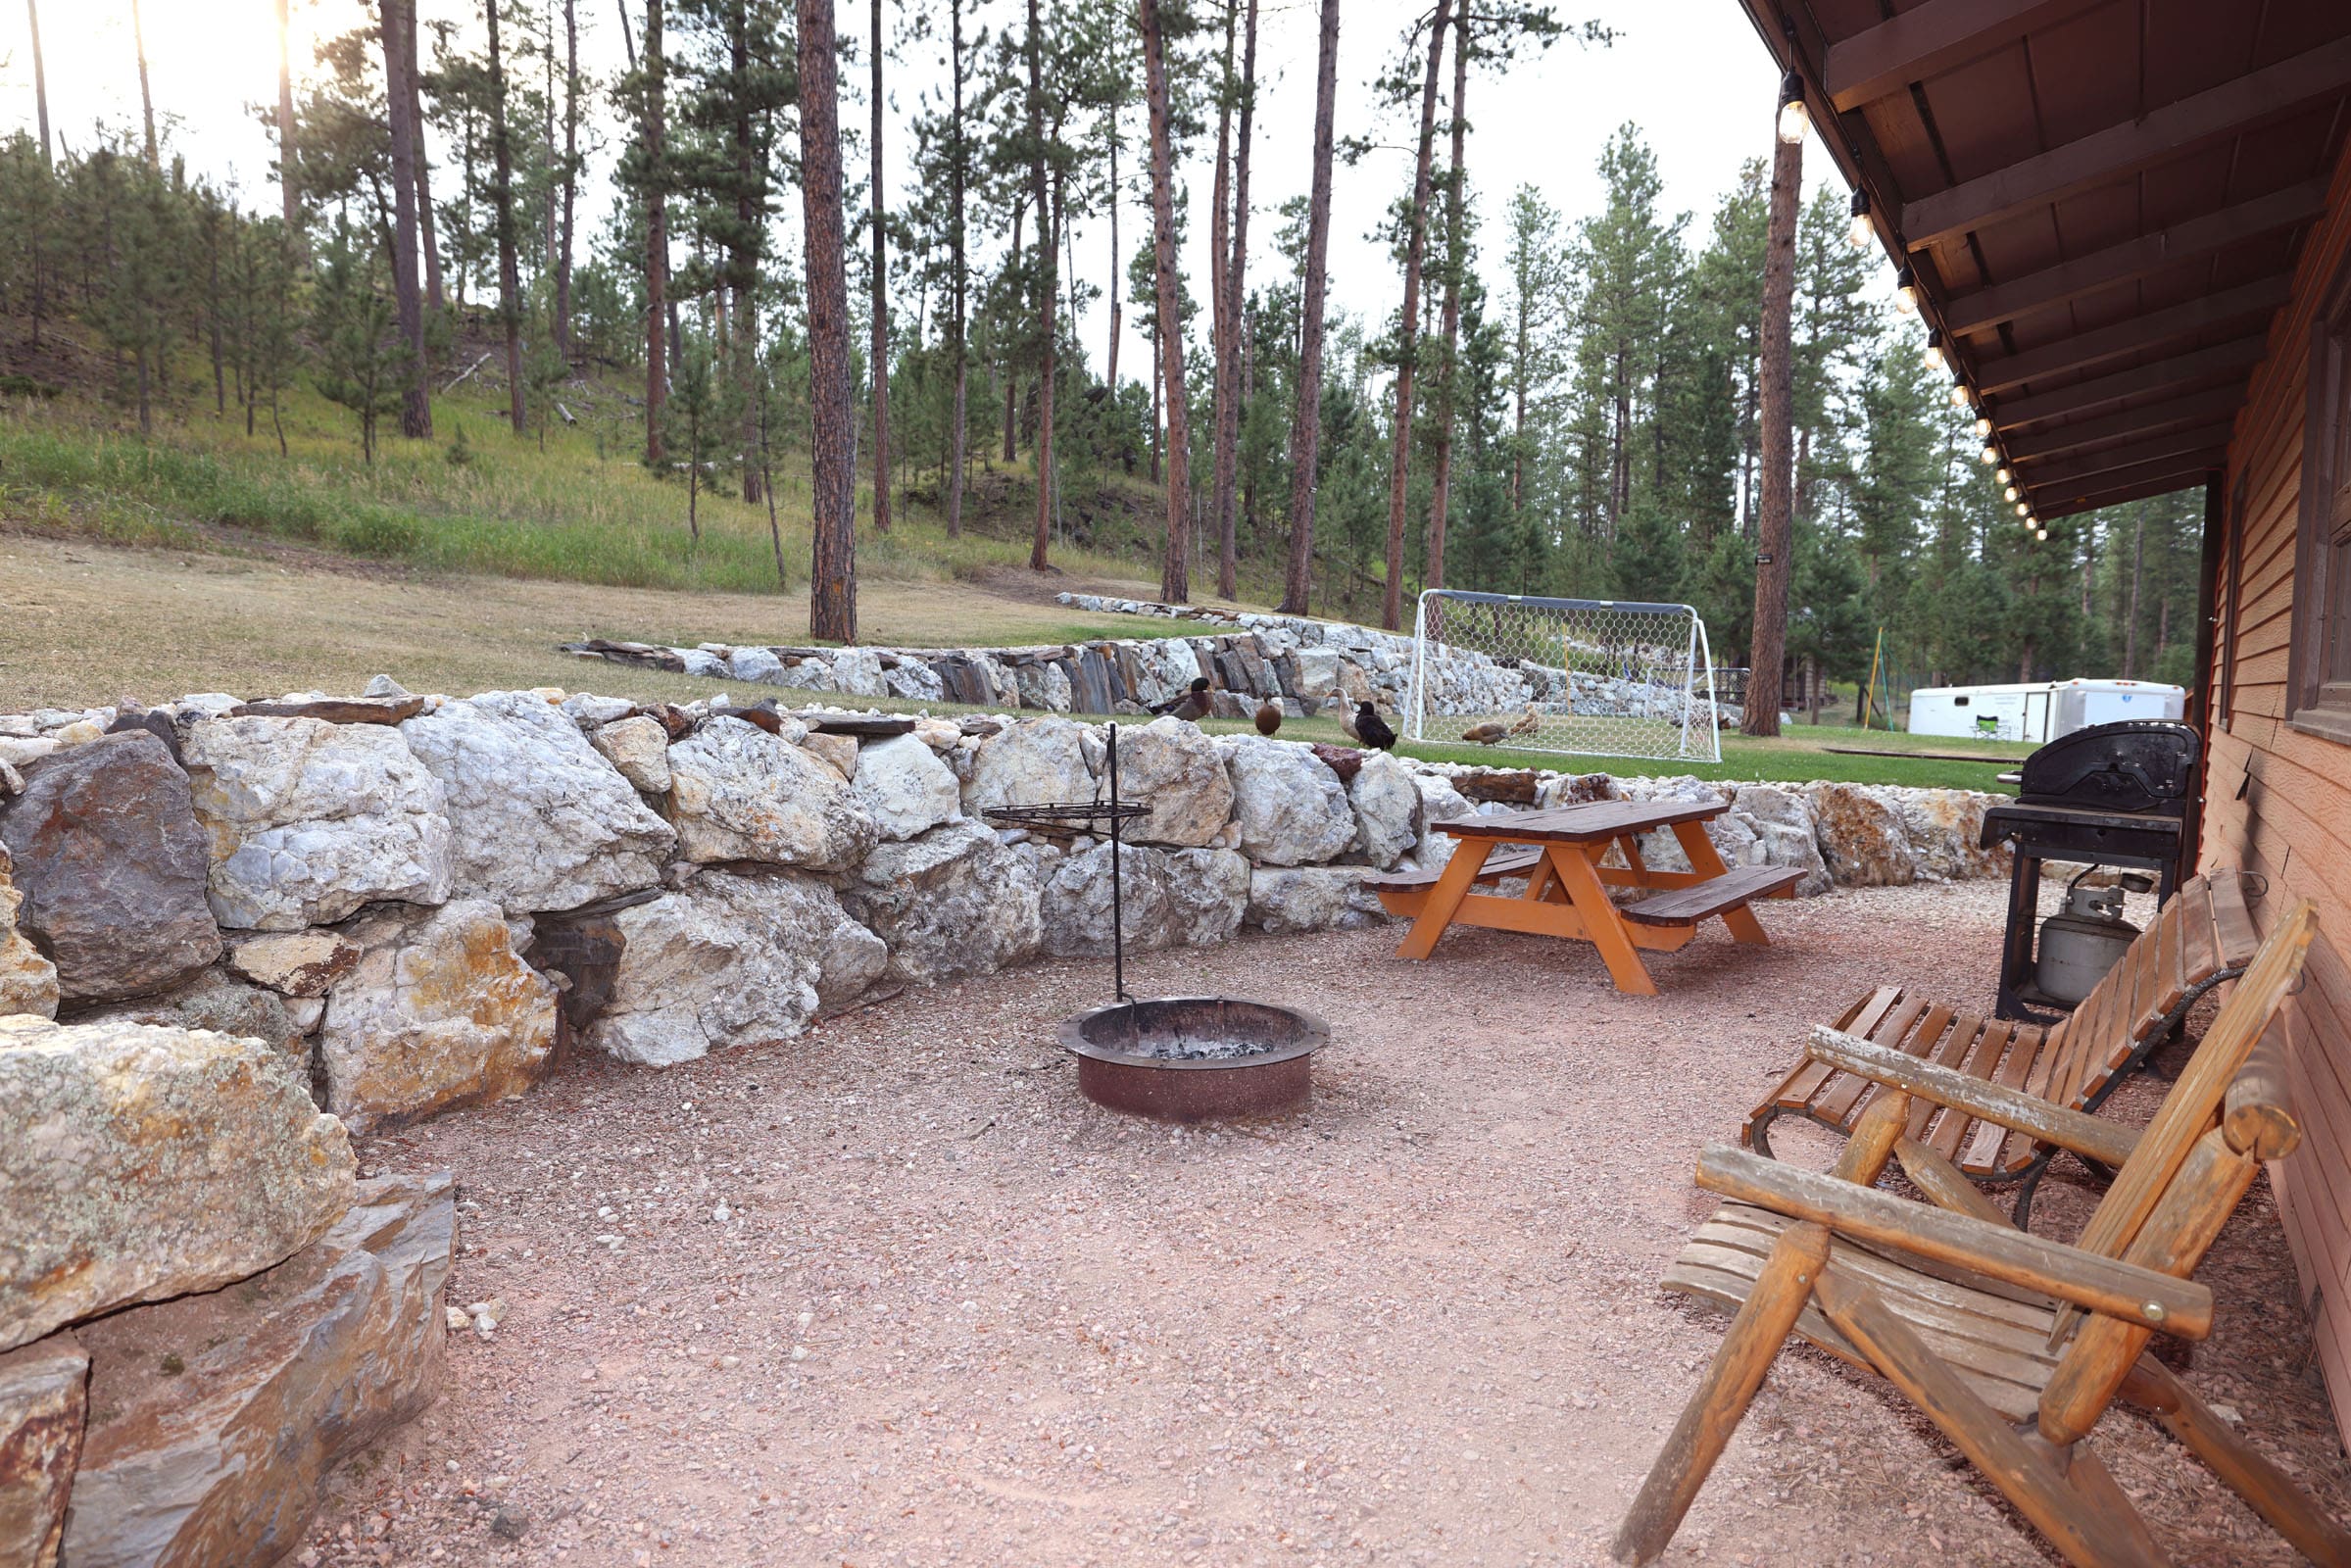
1871 787 2005 881
1113 717 1235 848
1 731 223 1000
1040 844 1175 956
591 714 674 794
960 717 1096 818
587 871 883 1065
1223 736 1356 866
1347 750 1422 870
842 818 1044 985
728 646 785 684
77 970 311 1080
0 1333 85 1568
318 900 559 1134
560 692 638 727
401 692 675 911
851 734 961 841
179 714 452 931
0 1014 355 1354
1244 866 1391 934
61 1172 455 1568
830 648 890 698
883 660 946 703
664 719 881 872
1164 848 1251 947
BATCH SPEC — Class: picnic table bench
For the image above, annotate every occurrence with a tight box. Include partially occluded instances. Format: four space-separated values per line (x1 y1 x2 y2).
1363 799 1799 995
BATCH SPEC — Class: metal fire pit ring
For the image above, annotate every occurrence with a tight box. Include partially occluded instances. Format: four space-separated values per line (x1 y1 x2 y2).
1058 996 1327 1121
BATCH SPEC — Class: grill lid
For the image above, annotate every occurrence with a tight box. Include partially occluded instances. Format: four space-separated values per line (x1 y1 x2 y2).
2017 720 2199 815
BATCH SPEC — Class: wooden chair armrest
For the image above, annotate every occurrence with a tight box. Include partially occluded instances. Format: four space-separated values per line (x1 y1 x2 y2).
1807 1027 2140 1169
1891 1137 2016 1228
1695 1145 2210 1339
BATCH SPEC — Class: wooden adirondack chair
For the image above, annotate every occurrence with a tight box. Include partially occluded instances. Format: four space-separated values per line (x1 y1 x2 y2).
1745 868 2262 1229
1614 900 2348 1568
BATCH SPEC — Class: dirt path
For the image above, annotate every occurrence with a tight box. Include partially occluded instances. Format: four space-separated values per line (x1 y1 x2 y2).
307 882 2348 1567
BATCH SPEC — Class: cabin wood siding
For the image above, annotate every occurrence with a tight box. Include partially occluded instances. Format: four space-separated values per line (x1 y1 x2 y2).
2204 131 2351 1437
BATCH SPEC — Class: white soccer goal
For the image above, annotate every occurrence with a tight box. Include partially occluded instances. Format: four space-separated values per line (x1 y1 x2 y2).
1403 590 1723 764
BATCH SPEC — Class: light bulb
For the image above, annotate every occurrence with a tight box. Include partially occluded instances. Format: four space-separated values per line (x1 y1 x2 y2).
1980 444 1998 465
2034 527 2048 541
1975 416 1994 438
1994 466 2012 485
2016 502 2031 516
1948 382 1972 407
1895 265 1920 317
1923 330 1946 374
2004 484 2019 502
1847 188 1872 250
1777 73 1809 144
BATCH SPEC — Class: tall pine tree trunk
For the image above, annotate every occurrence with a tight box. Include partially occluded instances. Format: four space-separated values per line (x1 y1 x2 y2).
408 3 443 311
1425 14 1468 594
644 0 667 464
868 0 891 532
945 0 968 537
732 9 762 506
132 0 157 171
486 0 526 436
1026 0 1054 570
799 0 857 643
1213 0 1258 601
1280 0 1338 615
556 0 578 355
1141 0 1191 603
381 0 433 440
1104 125 1120 390
1382 0 1451 631
27 0 50 168
1206 0 1235 598
273 0 296 219
1741 124 1799 739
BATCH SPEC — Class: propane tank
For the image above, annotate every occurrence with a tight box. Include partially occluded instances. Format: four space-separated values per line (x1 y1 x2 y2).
2036 868 2141 1005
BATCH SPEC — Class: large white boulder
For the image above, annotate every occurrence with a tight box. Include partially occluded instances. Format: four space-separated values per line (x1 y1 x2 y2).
1244 866 1391 934
1165 848 1252 947
960 717 1096 818
664 718 881 872
1871 787 2006 881
1347 750 1422 869
1040 843 1173 956
399 691 673 911
1803 782 1918 887
318 899 559 1133
590 713 674 794
1112 717 1234 848
1223 737 1356 866
586 870 886 1066
1727 784 1834 896
842 819 1045 985
850 734 961 841
0 1015 355 1354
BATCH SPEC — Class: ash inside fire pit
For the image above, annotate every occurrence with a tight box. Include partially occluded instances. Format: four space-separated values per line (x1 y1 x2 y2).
1059 997 1326 1120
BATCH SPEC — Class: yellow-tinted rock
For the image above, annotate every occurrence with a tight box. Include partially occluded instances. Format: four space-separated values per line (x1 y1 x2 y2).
0 1016 354 1354
0 845 58 1020
0 1334 85 1568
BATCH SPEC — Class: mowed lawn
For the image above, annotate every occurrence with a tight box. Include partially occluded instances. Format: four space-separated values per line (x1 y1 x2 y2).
2 532 2024 793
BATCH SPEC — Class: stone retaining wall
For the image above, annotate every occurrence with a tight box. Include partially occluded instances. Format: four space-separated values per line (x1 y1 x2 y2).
0 678 2009 1560
562 589 1723 727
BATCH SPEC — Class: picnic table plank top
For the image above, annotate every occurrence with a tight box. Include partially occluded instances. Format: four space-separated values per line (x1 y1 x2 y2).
1433 798 1728 843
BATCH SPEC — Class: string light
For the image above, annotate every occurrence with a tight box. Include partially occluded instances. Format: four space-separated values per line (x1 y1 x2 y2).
1894 265 1921 317
2004 484 2020 502
2034 527 2049 541
1847 187 1872 250
1948 381 1972 408
1980 443 1998 465
1777 71 1809 144
1975 416 1994 438
1995 466 2012 485
2016 502 2031 516
1923 329 1947 374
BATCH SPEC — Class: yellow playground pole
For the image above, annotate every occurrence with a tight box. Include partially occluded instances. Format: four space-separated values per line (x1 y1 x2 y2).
1861 627 1885 731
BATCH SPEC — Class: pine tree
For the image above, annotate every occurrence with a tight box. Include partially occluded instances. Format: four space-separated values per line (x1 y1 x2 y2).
312 221 403 463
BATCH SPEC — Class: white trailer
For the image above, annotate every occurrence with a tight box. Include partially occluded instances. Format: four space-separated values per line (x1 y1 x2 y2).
1906 678 2186 744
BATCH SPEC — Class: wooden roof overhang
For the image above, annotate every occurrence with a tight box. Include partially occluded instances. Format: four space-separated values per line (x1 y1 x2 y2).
1729 0 2351 521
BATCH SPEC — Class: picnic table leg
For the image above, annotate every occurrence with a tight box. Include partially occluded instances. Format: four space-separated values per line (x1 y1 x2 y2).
1672 820 1772 946
1547 844 1658 996
1394 839 1495 961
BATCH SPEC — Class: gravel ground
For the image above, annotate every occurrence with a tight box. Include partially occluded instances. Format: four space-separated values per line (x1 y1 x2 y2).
307 880 2351 1567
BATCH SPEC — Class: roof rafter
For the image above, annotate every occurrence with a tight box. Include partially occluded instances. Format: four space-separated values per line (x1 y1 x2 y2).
1902 35 2351 250
1823 0 2109 113
2037 468 2221 519
1971 278 2291 394
1999 386 2246 461
2017 426 2234 489
1989 337 2269 426
1945 181 2328 338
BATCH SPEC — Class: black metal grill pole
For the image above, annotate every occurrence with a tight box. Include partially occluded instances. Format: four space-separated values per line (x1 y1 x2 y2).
1108 723 1127 1004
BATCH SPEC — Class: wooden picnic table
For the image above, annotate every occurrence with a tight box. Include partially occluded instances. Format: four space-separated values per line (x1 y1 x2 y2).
1363 799 1801 995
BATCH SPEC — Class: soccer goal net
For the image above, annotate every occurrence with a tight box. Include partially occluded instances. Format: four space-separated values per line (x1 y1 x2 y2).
1403 590 1723 764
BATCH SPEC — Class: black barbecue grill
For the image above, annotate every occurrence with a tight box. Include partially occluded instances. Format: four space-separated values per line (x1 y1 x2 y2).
1978 719 2202 1022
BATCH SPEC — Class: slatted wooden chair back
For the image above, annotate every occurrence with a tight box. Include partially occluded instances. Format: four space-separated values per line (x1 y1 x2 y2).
2030 869 2259 1115
2039 899 2317 1366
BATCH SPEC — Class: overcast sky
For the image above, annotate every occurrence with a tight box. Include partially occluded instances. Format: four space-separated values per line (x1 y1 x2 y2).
0 0 1871 373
